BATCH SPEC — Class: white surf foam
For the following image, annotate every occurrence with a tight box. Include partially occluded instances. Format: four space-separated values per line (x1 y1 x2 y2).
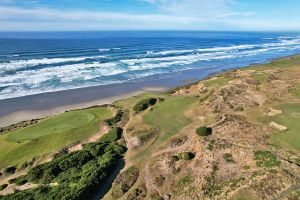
0 55 107 73
99 48 121 52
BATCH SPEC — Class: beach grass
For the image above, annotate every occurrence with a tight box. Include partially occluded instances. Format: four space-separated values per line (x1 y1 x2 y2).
0 107 113 168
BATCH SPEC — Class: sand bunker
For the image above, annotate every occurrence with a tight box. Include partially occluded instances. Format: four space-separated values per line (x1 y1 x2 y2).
267 108 283 116
269 121 288 131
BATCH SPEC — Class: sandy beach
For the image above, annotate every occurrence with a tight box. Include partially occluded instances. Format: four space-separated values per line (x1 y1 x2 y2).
0 67 214 127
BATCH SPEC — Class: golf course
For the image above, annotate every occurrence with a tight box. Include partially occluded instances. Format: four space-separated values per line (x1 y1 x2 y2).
0 106 114 168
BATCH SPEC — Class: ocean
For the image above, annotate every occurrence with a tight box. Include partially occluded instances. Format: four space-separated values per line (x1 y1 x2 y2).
0 31 300 100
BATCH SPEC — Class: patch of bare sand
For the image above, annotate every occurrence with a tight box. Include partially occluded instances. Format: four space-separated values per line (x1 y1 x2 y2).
269 121 288 131
267 108 283 116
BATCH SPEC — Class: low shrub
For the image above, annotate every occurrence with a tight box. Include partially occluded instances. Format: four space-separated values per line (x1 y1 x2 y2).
133 98 157 112
153 175 165 187
196 126 212 136
3 166 16 175
111 166 139 198
0 184 8 191
177 152 195 160
223 153 235 163
208 139 216 150
126 184 147 200
254 151 281 168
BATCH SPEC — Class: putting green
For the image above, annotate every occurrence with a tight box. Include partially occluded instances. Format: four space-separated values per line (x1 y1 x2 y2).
0 107 113 168
8 112 96 142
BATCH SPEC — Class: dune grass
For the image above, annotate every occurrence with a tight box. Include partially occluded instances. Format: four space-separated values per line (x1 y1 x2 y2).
0 107 113 168
231 189 258 200
259 103 300 152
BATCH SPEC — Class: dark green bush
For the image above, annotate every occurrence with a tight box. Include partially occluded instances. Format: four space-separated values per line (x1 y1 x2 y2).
133 98 157 112
3 166 16 175
98 127 123 143
58 151 92 172
196 126 212 136
27 164 45 182
177 152 195 160
0 184 8 191
83 142 109 157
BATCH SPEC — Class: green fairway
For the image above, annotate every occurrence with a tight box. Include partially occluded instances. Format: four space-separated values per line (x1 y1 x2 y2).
204 76 232 88
143 96 195 143
131 96 195 159
0 107 113 168
259 103 300 152
290 83 300 98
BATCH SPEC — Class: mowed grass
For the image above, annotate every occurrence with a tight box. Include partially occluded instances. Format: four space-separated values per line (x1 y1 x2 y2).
290 83 300 98
259 103 300 152
132 96 195 159
0 107 113 168
143 96 195 143
203 76 232 88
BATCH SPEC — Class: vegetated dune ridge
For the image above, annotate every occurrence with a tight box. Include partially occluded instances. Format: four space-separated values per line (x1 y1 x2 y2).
0 55 299 200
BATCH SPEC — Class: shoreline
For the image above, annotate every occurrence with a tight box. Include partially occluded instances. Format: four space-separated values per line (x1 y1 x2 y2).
0 54 298 127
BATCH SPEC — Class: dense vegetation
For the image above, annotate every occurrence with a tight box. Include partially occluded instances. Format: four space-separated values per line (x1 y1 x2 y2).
177 152 195 160
0 128 126 200
133 98 157 112
196 126 212 136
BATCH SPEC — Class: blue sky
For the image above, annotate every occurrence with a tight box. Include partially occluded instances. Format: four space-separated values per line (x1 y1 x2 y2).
0 0 300 31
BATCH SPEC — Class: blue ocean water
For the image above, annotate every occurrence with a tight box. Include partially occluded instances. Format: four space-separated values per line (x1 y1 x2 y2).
0 31 300 100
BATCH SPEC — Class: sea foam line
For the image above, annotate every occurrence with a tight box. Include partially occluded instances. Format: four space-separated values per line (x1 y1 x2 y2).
0 55 107 73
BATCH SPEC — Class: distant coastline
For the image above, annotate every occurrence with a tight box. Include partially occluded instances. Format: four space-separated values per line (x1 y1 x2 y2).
0 53 299 127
